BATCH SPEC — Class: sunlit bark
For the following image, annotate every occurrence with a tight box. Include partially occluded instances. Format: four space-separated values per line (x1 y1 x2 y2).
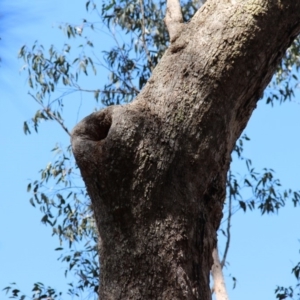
72 1 300 299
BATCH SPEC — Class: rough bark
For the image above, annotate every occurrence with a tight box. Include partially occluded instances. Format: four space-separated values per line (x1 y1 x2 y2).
71 0 300 299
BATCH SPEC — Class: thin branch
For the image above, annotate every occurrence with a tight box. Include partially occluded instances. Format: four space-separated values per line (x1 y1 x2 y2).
221 176 233 268
45 109 70 136
47 86 135 109
211 247 229 300
29 93 71 136
72 84 137 95
92 49 140 94
108 30 141 93
40 184 86 193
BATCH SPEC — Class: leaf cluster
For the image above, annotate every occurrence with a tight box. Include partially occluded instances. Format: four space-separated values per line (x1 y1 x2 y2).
3 282 62 300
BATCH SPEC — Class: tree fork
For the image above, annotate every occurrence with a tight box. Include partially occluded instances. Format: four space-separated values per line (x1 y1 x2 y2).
71 1 300 299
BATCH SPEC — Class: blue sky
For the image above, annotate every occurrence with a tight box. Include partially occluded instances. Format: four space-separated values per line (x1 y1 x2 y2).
1 1 300 299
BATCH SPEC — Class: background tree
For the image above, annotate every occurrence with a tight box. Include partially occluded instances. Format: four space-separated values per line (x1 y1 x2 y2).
3 0 300 299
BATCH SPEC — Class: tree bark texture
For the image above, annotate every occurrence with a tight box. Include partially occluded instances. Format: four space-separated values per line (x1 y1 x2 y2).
71 1 300 299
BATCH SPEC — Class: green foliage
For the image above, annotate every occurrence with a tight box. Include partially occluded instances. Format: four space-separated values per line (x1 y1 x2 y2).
5 0 300 299
227 135 300 215
274 258 300 299
27 144 99 296
266 37 300 105
275 286 295 300
3 282 62 300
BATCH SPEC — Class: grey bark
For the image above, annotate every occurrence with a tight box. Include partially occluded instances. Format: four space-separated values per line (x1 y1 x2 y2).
165 0 183 42
71 0 300 299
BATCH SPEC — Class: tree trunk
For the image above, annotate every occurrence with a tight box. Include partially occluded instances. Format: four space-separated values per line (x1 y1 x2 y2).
71 0 300 299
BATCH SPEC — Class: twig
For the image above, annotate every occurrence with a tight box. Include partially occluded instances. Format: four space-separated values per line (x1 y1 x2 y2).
92 49 140 94
29 93 71 136
45 108 70 136
221 175 233 268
